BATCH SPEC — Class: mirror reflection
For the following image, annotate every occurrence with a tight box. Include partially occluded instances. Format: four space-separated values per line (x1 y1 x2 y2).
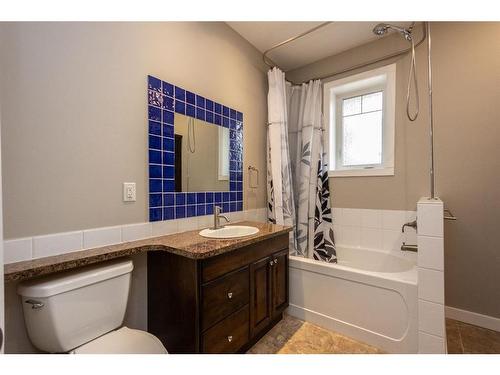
174 113 229 192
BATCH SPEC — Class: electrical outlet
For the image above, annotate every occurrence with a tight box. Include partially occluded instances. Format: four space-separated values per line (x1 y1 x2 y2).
123 182 136 202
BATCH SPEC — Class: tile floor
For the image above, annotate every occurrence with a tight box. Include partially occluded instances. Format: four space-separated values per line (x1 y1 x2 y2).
247 314 384 354
248 314 500 354
446 318 500 354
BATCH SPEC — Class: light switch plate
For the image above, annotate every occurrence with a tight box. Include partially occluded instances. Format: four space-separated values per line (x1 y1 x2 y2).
123 182 136 202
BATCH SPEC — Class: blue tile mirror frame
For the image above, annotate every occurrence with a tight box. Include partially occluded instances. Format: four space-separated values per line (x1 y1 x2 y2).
147 75 244 222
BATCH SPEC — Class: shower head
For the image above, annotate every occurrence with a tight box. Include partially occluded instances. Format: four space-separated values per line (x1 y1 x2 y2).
373 23 413 41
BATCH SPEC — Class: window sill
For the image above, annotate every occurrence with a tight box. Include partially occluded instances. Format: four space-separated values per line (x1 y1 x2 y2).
328 167 394 178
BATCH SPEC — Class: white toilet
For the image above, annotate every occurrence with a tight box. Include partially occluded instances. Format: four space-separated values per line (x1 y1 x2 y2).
17 258 167 354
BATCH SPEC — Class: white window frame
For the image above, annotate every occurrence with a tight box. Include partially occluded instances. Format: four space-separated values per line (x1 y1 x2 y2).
218 126 229 181
324 63 396 177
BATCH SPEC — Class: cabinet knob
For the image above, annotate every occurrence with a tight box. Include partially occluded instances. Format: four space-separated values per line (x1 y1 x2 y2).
274 259 278 264
227 335 233 343
227 292 233 299
269 260 274 266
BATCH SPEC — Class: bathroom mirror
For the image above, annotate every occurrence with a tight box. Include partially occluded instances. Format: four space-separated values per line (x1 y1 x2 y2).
147 75 244 222
174 113 230 192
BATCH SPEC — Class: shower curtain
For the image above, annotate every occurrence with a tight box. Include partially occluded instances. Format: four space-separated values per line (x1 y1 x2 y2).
267 68 336 262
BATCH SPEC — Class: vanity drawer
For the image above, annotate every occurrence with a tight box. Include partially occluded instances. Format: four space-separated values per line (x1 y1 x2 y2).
202 267 249 331
202 305 249 353
201 234 289 282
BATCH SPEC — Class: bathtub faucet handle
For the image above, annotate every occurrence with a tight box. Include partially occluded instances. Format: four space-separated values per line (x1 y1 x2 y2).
402 219 417 233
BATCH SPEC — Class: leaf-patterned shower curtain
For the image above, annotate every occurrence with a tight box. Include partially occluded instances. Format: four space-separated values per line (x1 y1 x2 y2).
267 68 336 262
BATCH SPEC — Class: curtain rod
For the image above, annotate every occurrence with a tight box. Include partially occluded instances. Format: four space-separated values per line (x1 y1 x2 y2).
264 22 427 86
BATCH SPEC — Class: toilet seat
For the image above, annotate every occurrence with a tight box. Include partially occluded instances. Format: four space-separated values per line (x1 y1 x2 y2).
72 327 168 354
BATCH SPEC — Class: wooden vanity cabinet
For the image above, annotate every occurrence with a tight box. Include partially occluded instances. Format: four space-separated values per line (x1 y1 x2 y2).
147 233 289 353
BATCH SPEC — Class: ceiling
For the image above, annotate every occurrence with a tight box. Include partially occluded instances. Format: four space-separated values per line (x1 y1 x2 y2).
226 22 412 71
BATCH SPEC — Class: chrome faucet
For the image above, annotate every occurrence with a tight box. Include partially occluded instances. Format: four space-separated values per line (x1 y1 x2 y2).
213 205 230 230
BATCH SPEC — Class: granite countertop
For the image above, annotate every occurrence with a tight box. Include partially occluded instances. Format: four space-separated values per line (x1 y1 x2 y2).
4 221 292 283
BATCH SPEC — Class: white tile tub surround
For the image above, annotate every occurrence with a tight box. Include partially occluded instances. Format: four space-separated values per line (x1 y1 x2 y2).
416 197 446 354
332 207 417 253
3 208 269 264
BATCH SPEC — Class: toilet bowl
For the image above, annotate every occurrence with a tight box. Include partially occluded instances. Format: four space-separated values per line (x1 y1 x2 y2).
17 258 167 354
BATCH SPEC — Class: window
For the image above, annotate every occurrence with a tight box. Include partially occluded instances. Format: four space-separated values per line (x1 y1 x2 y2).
324 64 396 177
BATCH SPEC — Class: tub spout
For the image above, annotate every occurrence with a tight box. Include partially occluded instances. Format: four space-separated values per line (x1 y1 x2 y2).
401 242 418 252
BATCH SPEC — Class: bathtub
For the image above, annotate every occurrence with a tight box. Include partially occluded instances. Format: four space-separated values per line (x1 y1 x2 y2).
287 246 418 353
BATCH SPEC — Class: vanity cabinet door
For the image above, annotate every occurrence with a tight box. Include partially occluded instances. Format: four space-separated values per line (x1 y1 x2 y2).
249 256 273 338
272 249 289 317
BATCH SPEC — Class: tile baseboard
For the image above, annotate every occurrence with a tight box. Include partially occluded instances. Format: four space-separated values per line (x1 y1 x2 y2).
445 306 500 332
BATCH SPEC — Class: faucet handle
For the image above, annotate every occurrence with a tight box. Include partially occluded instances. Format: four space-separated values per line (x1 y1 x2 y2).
214 205 222 214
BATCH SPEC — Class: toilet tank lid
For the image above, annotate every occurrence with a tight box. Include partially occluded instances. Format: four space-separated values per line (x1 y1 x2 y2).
17 258 134 298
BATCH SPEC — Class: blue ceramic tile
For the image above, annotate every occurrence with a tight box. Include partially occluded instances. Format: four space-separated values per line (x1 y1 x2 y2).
187 205 196 217
230 172 236 182
206 111 214 124
148 76 162 92
163 124 174 138
163 179 175 192
148 106 161 121
163 206 175 220
196 107 205 121
162 81 174 97
222 203 230 213
206 204 214 215
237 181 243 191
223 192 230 202
229 160 236 171
186 91 196 105
237 191 243 201
163 166 174 179
230 109 237 119
187 192 196 205
149 179 162 193
237 201 243 211
148 90 162 107
175 206 186 219
230 192 236 201
149 207 162 221
149 193 162 208
206 192 214 203
222 117 229 128
162 96 174 111
149 150 162 164
175 100 186 115
162 137 175 152
229 119 236 129
176 192 186 205
230 182 237 191
186 104 196 117
237 172 243 181
149 165 162 179
162 110 174 125
214 114 222 125
149 135 161 150
174 86 185 101
236 111 243 121
214 103 222 114
214 192 222 203
236 121 243 131
149 120 161 136
230 202 237 212
163 151 174 166
222 106 230 117
196 204 205 216
196 95 205 108
205 99 214 112
163 193 175 206
196 192 205 204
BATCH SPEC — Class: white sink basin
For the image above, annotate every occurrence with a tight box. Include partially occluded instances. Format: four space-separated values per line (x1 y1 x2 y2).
199 225 259 239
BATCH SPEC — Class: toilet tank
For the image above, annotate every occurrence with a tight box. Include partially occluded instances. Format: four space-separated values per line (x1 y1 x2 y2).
17 258 134 353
